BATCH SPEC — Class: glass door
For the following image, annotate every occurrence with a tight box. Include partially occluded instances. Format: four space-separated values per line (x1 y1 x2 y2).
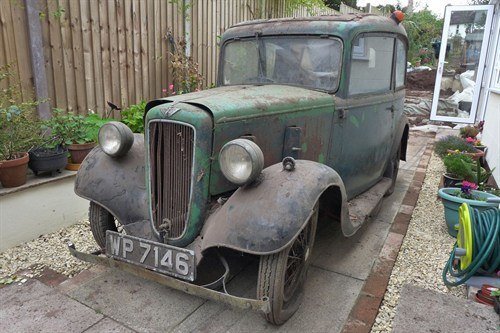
430 5 494 123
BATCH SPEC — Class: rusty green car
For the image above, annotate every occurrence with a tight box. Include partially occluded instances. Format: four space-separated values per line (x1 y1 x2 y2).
70 13 409 324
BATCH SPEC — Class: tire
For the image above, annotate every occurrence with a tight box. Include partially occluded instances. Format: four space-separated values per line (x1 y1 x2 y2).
89 202 120 249
384 145 401 197
257 203 318 325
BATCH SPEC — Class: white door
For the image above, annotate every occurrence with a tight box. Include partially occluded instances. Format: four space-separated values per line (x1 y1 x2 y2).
430 5 494 123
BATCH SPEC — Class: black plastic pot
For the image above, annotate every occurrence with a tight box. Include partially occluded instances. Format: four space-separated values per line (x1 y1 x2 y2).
443 173 462 188
28 146 68 176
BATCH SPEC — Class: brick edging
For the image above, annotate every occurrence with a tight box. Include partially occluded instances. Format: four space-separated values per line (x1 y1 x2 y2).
341 142 435 333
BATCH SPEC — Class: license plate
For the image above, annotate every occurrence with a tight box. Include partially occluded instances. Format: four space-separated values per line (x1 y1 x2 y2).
105 231 195 281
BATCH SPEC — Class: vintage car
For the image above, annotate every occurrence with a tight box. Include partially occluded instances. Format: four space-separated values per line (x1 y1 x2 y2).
70 13 409 325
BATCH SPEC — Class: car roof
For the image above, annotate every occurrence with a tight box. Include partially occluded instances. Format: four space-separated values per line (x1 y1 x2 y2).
221 13 407 43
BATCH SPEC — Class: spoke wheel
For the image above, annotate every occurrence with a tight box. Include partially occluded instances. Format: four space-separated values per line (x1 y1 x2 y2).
89 202 124 249
257 203 318 325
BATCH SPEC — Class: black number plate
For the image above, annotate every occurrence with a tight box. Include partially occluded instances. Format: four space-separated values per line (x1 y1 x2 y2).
105 231 195 281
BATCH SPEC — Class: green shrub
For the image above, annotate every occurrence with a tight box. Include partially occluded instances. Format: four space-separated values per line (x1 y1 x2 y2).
121 101 146 133
434 135 477 158
443 153 474 179
0 66 41 160
43 109 112 145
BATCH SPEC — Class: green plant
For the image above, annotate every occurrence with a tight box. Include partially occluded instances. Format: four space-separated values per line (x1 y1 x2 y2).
121 101 146 133
0 66 41 160
458 158 494 191
43 109 111 146
403 9 444 66
434 135 477 158
167 33 204 94
451 181 486 201
459 126 479 139
443 153 474 179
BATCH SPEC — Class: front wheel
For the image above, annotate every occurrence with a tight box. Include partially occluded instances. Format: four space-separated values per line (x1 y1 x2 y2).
257 203 318 325
89 202 123 249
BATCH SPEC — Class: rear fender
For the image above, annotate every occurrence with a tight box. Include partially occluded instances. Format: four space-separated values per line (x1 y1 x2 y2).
74 134 154 239
395 115 409 161
200 160 352 255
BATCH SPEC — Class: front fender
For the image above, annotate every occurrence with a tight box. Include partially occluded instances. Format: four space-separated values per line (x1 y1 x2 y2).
200 160 350 255
74 134 150 233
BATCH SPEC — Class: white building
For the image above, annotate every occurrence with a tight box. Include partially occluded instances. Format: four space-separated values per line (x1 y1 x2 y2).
479 0 500 184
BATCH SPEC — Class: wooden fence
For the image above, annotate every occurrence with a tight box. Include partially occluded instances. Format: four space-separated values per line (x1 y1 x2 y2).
0 0 342 117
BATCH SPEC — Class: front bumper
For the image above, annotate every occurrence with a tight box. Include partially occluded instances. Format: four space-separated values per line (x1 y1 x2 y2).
67 243 270 314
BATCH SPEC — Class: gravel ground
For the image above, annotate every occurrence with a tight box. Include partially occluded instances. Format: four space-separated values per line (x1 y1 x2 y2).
0 220 98 284
371 152 467 333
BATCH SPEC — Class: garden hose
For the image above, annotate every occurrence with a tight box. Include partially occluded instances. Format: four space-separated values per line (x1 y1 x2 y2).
442 203 500 287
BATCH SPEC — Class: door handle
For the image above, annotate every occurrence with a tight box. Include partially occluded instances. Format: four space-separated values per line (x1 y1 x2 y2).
338 108 349 119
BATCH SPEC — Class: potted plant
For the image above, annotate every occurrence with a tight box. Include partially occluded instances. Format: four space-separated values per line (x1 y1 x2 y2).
459 125 479 139
0 105 40 187
442 153 474 187
0 66 40 187
438 182 499 237
28 139 68 176
47 109 110 165
434 135 478 159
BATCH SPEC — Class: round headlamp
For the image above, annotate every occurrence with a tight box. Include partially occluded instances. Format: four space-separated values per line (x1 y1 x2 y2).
219 139 264 186
98 121 134 157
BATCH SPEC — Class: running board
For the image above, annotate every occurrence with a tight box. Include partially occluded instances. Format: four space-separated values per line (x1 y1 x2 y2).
347 177 392 232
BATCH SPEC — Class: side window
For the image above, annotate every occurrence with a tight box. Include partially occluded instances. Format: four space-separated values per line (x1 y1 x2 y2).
222 40 259 84
395 39 406 88
349 36 394 95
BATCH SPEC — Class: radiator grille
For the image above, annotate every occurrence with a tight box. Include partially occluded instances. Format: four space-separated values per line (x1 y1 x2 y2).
149 121 194 238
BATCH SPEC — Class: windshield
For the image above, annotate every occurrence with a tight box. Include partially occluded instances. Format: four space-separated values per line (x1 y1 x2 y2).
221 36 342 92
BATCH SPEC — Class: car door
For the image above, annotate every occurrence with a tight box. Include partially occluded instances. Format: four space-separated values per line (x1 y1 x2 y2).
336 34 396 199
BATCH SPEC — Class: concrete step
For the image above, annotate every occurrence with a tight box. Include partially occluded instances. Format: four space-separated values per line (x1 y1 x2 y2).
393 284 498 333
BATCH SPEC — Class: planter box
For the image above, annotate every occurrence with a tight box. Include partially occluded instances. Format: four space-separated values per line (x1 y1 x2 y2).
0 171 88 251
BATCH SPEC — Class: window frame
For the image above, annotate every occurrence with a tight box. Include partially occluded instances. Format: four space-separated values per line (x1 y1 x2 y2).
490 31 500 94
347 32 397 97
394 36 408 92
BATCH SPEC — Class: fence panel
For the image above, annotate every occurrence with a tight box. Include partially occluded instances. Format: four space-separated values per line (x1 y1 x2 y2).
0 0 359 116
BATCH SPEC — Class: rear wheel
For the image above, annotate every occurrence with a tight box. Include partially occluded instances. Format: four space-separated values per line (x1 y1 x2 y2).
257 203 318 325
384 145 401 197
89 202 122 249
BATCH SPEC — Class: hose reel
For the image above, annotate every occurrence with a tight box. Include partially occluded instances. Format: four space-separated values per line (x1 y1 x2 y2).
443 201 500 287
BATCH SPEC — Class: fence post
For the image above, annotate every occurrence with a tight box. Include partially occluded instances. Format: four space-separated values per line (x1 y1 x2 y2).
25 0 50 120
184 0 191 58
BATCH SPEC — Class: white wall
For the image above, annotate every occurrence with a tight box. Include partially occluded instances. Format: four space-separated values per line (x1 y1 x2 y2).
482 92 500 184
480 0 500 185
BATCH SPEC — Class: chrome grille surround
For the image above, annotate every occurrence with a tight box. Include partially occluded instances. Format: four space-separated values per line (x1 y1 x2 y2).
148 120 195 240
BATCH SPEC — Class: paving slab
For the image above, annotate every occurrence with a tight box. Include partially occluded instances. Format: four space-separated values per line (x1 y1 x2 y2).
68 269 206 332
84 318 136 333
393 285 499 333
169 267 363 333
0 279 102 333
312 219 390 281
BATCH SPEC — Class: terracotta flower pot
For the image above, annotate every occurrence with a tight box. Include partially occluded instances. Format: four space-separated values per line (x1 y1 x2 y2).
68 142 96 164
0 152 29 188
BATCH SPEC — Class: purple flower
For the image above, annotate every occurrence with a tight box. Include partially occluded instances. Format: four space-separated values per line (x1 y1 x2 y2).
461 181 478 195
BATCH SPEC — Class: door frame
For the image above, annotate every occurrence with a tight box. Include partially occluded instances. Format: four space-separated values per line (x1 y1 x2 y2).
430 4 494 124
